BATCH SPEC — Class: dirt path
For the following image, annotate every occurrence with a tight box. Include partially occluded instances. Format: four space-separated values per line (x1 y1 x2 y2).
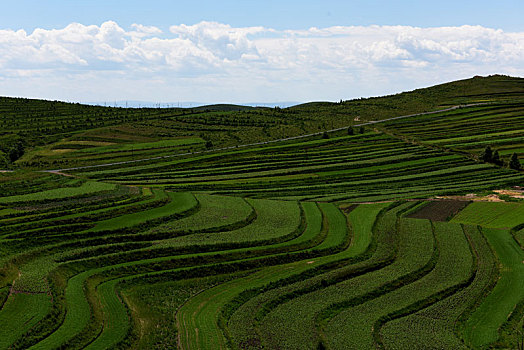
46 170 76 177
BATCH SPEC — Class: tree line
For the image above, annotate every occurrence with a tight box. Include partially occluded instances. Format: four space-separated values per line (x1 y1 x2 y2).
481 145 521 170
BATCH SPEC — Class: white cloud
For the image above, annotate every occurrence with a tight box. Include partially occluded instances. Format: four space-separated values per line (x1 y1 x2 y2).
130 23 162 37
169 21 267 62
0 21 522 102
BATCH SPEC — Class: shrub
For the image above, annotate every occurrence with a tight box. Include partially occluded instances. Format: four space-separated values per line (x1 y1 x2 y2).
481 145 493 163
509 153 522 170
492 150 503 166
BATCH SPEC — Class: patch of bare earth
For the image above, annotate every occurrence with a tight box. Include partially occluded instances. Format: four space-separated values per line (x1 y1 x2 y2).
493 189 524 199
47 170 75 177
437 193 504 202
340 204 359 214
407 200 470 221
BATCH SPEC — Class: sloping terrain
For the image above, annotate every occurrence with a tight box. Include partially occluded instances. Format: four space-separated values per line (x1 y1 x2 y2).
0 75 523 349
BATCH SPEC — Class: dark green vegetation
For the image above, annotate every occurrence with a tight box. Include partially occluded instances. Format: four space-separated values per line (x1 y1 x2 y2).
0 75 523 349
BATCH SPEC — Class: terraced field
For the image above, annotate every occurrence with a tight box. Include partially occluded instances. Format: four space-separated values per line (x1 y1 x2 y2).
381 102 524 160
69 131 523 202
1 75 523 349
1 180 523 349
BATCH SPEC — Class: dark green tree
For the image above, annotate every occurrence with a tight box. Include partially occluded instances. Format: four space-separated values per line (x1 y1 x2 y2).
0 151 8 168
359 126 365 134
8 149 18 162
509 153 522 170
322 132 329 139
205 140 213 149
492 150 503 166
347 127 354 135
8 142 24 162
481 145 493 163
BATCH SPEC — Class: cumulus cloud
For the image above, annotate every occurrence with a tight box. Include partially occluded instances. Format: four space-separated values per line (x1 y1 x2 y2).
130 23 162 37
169 22 267 61
0 21 522 102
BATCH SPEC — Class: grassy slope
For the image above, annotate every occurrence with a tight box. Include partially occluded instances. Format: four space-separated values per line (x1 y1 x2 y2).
464 228 524 347
0 75 523 349
1 74 521 170
451 202 524 228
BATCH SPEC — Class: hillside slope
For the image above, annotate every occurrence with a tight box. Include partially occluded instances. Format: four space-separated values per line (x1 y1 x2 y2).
0 75 523 349
1 75 523 170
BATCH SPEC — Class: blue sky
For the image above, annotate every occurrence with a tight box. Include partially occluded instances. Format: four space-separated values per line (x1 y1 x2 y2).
3 0 524 32
0 1 523 103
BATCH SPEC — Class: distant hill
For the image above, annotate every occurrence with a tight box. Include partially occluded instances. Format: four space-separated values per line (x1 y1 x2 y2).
1 74 522 169
192 104 259 112
87 101 301 109
291 75 524 121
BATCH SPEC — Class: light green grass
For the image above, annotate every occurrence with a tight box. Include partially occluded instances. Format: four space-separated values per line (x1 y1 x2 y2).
0 293 52 349
464 228 524 347
84 279 129 349
148 194 252 234
426 129 524 144
451 202 524 228
326 221 472 349
175 203 349 349
0 181 116 204
91 191 196 231
78 133 371 177
75 137 205 154
250 203 392 349
29 271 94 349
162 198 301 248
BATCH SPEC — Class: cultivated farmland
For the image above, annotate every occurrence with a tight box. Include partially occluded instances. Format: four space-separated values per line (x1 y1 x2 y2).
0 75 523 349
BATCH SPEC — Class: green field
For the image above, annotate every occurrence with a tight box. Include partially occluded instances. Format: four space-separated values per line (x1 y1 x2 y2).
0 75 523 349
451 201 524 228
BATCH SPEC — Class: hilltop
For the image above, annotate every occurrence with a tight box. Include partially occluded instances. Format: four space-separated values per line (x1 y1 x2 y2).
1 74 522 170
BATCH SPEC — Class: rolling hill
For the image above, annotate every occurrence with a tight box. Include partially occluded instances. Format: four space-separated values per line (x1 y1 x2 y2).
0 75 523 349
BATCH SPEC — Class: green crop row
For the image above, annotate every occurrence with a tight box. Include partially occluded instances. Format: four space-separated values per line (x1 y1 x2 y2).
0 188 166 237
0 293 53 348
3 194 522 349
451 202 524 228
322 220 471 349
464 227 524 348
0 181 116 204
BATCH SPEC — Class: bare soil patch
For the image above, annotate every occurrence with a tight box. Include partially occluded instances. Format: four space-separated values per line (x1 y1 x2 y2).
407 200 470 221
437 193 504 202
340 204 359 214
494 189 524 199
